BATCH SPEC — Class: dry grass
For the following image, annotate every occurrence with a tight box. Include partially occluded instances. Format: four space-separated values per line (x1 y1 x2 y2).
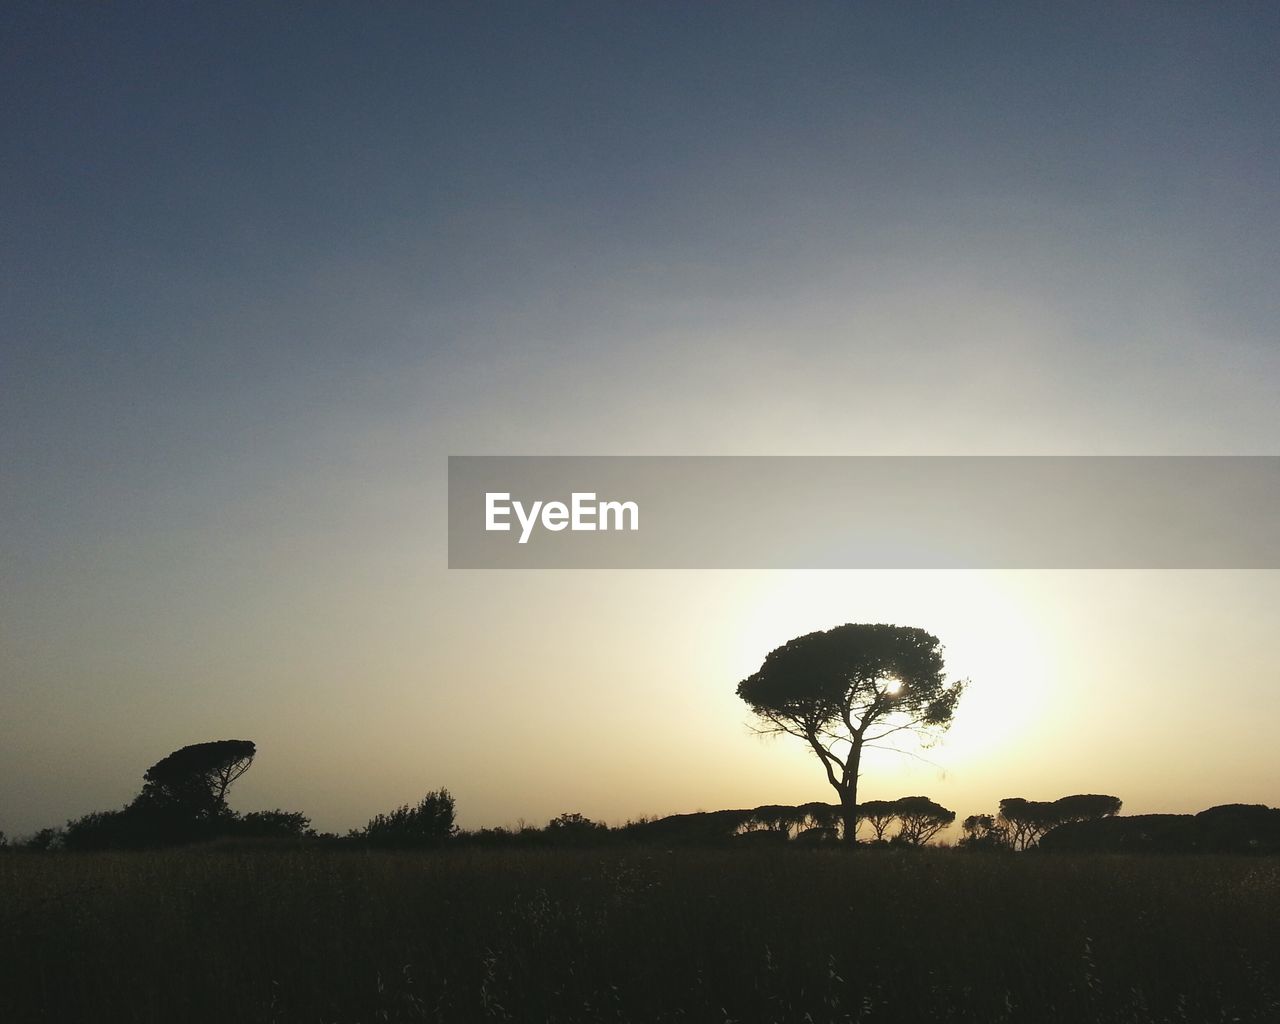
2 847 1278 1023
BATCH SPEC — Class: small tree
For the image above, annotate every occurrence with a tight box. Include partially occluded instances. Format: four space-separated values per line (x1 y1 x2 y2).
737 624 964 846
958 813 1009 850
857 799 899 842
795 803 841 844
893 796 956 846
998 798 1057 851
235 809 313 839
361 789 457 847
546 812 609 843
548 812 594 829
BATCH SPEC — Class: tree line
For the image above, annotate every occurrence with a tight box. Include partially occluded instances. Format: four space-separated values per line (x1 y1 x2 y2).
0 740 455 852
729 622 1275 857
4 623 1277 855
3 735 1277 855
959 794 1124 851
0 733 1023 851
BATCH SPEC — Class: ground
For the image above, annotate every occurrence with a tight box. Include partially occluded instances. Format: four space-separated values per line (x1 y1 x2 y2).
3 846 1278 1023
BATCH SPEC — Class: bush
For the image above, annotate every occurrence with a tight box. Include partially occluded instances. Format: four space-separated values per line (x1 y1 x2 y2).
358 789 457 848
19 827 63 852
545 812 610 844
63 810 135 851
958 813 1010 851
794 826 838 845
233 810 313 839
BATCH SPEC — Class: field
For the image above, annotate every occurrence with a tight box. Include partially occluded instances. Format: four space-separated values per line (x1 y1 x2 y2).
3 847 1278 1023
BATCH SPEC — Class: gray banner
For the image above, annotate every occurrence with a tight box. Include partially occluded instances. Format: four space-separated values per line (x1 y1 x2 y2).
447 456 1279 569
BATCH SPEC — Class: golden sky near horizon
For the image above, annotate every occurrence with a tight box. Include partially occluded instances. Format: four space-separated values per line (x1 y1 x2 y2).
6 562 1279 837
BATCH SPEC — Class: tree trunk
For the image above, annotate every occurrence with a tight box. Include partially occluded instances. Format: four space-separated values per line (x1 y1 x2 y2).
840 793 859 846
840 736 864 847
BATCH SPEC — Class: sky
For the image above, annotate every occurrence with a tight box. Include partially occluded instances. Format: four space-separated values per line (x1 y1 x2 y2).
2 3 1278 838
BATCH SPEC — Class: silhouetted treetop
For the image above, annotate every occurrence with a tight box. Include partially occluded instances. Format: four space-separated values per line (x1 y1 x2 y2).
137 740 256 819
893 796 956 846
1194 803 1273 823
359 789 457 847
737 624 964 845
999 793 1122 850
1053 794 1122 824
959 813 1008 851
738 624 950 719
1026 803 1280 854
857 799 900 842
548 812 607 833
797 801 841 831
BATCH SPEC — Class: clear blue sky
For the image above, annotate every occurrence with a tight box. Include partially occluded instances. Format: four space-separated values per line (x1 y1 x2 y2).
3 4 1278 836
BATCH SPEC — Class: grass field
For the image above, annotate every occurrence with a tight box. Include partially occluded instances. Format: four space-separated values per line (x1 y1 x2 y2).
3 847 1278 1023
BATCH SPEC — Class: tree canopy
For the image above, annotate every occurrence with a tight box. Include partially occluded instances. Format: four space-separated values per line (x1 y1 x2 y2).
857 799 900 842
737 623 964 844
958 813 1008 850
358 789 457 847
893 796 957 846
998 794 1123 850
137 739 257 819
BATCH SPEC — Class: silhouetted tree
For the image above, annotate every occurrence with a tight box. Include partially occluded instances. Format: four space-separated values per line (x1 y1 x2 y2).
737 624 962 849
747 804 808 837
617 807 788 845
548 812 597 830
958 813 1009 850
135 740 256 820
893 796 956 846
1039 814 1197 853
857 799 899 842
545 812 609 843
1192 804 1280 853
1040 807 1279 855
998 798 1057 851
234 809 313 839
55 740 309 850
999 794 1122 850
737 624 964 846
360 789 457 847
798 801 841 832
1052 794 1123 825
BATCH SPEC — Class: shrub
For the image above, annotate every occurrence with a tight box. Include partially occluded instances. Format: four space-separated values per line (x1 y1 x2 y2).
233 810 314 839
359 789 457 848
